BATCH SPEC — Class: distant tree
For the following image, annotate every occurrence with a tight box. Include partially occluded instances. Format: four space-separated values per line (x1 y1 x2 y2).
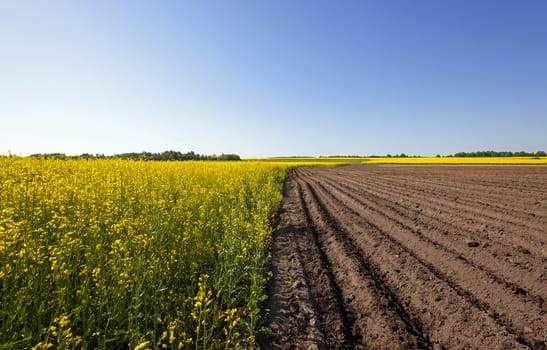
450 150 545 157
29 153 67 160
218 154 240 161
80 153 94 160
22 151 243 161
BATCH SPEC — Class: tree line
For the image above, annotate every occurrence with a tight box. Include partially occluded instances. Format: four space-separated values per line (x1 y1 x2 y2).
25 151 241 161
449 150 545 157
324 151 546 158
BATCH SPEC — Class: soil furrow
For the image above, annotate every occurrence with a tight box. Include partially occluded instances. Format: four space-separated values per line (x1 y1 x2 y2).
304 172 541 344
368 174 547 233
262 176 326 349
298 177 431 349
319 174 547 298
336 172 547 252
295 180 358 349
332 172 547 280
368 166 547 197
311 175 547 340
374 169 547 221
341 172 547 241
363 173 547 224
265 165 547 349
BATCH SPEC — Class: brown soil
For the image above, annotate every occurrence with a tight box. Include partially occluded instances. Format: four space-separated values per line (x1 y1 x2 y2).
261 165 547 349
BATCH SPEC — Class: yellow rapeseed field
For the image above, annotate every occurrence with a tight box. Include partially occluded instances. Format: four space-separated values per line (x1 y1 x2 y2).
361 156 547 164
0 157 286 349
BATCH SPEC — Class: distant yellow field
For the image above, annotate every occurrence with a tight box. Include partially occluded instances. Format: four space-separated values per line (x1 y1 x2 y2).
362 157 547 165
246 157 362 167
248 157 547 166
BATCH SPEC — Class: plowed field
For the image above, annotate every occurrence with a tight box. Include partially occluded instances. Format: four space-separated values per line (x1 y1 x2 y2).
263 165 547 349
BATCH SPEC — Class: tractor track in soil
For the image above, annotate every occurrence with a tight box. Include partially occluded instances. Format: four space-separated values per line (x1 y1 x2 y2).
262 165 547 349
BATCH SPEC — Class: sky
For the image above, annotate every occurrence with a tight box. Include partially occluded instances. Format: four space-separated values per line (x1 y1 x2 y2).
1 1 546 158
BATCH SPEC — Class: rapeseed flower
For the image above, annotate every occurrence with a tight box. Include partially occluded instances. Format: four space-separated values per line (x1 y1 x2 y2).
0 158 286 348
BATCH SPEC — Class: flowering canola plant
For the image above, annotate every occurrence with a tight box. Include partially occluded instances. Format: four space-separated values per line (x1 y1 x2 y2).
0 158 286 349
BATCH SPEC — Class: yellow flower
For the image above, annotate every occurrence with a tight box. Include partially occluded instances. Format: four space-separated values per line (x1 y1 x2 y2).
31 342 54 350
169 330 175 344
0 158 288 349
134 341 151 350
57 315 70 328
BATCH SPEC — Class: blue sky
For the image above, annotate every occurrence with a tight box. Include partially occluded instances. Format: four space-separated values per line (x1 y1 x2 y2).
1 1 546 157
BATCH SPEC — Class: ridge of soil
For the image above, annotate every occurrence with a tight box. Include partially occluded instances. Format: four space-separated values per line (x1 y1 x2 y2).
261 165 547 349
